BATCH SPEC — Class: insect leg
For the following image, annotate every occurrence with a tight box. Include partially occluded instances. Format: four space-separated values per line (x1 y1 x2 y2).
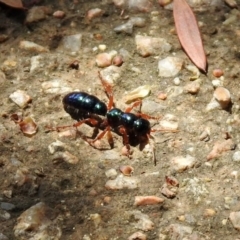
125 100 161 120
125 100 142 113
98 71 114 110
87 126 114 148
147 134 157 166
151 128 179 133
118 126 132 158
47 118 99 132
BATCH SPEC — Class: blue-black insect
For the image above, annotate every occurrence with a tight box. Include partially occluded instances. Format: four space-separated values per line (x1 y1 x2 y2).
55 72 175 165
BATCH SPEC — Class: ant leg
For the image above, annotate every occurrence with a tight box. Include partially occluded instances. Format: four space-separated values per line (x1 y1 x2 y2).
73 118 98 128
151 128 179 133
98 71 114 110
138 112 161 121
125 100 161 120
118 126 132 158
149 128 178 165
88 126 114 148
125 100 142 113
120 9 125 17
106 130 114 148
47 118 99 132
147 134 157 166
138 133 157 165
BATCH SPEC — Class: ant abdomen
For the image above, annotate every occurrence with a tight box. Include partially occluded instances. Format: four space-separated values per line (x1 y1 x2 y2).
63 92 107 120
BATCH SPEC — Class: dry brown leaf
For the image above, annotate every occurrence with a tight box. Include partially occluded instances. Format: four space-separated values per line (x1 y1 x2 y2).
173 0 207 72
0 0 23 9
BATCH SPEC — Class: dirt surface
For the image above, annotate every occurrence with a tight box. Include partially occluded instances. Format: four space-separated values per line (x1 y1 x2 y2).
1 0 240 239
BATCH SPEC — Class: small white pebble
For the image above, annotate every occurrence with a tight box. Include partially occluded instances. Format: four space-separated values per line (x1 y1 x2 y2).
98 44 107 51
173 77 181 85
114 22 134 34
89 213 101 227
231 171 238 179
41 80 72 94
131 67 141 73
184 81 200 94
223 15 237 25
135 35 171 57
9 90 32 108
105 174 139 190
199 131 210 142
70 21 76 28
30 55 42 73
185 64 200 80
171 155 196 172
48 140 65 154
83 235 91 240
229 211 240 230
131 210 154 231
159 114 178 131
203 208 216 217
129 17 146 27
99 66 122 86
205 162 212 167
53 10 65 19
168 224 193 237
86 8 103 21
14 202 58 237
232 151 240 162
105 168 118 179
206 97 221 111
62 34 82 52
128 231 147 240
158 57 183 77
212 79 222 87
222 218 228 225
52 151 79 164
58 129 77 138
92 46 98 52
19 40 48 53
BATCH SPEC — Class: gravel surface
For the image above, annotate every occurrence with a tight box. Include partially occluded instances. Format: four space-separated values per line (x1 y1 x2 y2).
1 0 240 239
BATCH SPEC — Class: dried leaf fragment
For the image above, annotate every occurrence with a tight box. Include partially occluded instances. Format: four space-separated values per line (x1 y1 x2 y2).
10 113 22 123
203 208 216 217
134 196 164 206
19 117 38 136
158 0 172 7
128 231 147 240
119 165 134 176
173 0 207 72
165 175 179 187
207 139 235 160
11 114 38 136
124 85 151 104
224 0 237 9
0 0 23 9
19 41 49 53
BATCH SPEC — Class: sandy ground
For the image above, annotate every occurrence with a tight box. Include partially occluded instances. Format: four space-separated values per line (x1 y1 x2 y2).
1 0 240 239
